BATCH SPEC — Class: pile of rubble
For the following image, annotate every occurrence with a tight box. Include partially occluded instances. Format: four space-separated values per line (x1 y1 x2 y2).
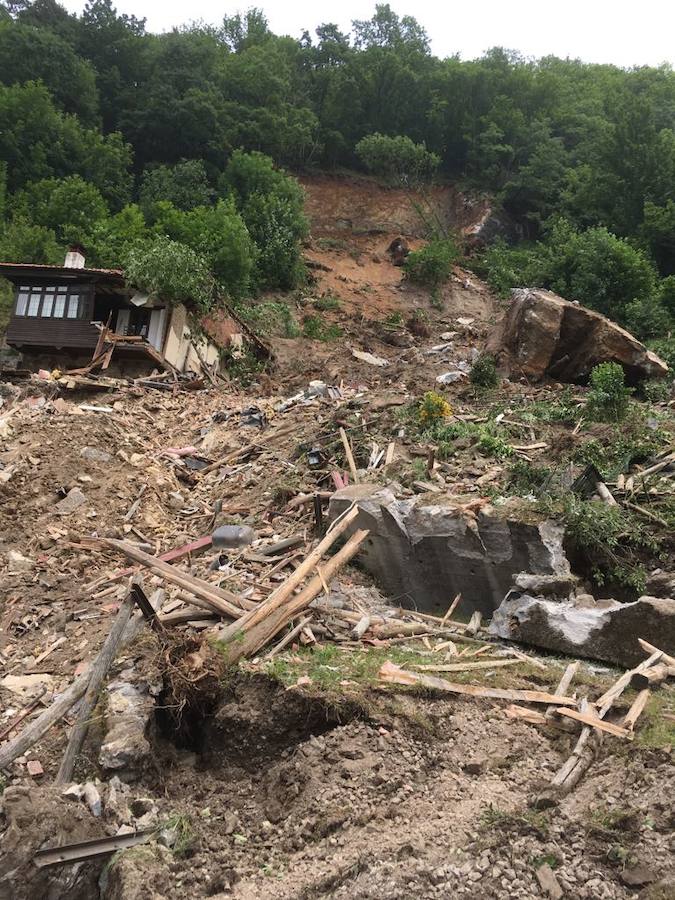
0 284 673 899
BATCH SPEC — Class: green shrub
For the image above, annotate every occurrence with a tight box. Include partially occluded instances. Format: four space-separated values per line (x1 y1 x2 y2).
586 362 632 422
642 379 672 403
221 150 308 291
507 460 552 495
404 239 458 289
355 133 440 185
235 300 300 338
302 315 342 341
624 295 672 342
647 336 675 373
470 354 499 388
313 294 341 311
418 391 453 426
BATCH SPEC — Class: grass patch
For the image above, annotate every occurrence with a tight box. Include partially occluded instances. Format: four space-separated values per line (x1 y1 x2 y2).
163 814 196 858
313 293 341 311
479 804 551 836
302 314 343 341
633 694 675 750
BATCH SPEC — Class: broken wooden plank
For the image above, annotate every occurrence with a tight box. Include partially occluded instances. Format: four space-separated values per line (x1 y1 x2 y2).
339 427 359 483
554 706 633 739
378 661 577 705
413 659 520 673
218 505 360 641
504 704 549 726
85 534 213 591
595 650 662 708
442 593 462 623
551 649 663 792
222 528 369 663
638 638 675 668
546 661 579 721
101 538 244 618
56 585 139 784
621 689 651 731
630 663 675 689
265 616 314 659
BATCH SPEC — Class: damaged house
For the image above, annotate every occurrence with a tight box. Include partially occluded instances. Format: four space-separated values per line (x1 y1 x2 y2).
1 246 267 378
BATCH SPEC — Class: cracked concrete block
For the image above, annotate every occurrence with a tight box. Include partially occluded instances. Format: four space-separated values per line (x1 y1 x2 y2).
329 485 570 616
489 593 675 667
99 681 153 774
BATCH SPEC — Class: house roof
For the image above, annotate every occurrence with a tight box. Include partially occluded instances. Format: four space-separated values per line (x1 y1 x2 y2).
0 262 125 282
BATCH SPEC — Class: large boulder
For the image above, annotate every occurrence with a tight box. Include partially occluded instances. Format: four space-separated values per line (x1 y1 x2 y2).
489 592 675 667
486 288 668 384
329 485 570 617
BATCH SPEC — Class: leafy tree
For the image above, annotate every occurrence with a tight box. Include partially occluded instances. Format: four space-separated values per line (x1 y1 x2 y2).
124 236 215 311
0 20 99 123
140 160 214 217
356 133 439 184
0 217 62 264
0 81 132 207
221 150 308 289
220 7 271 52
11 175 108 242
85 203 148 268
152 199 256 298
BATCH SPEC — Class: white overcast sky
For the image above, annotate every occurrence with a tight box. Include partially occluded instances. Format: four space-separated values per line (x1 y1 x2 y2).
61 0 674 68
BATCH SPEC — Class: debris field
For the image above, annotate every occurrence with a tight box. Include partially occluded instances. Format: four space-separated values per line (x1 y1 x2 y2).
1 189 674 900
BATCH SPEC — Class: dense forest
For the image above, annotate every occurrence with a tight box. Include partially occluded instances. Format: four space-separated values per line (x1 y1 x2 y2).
0 0 674 359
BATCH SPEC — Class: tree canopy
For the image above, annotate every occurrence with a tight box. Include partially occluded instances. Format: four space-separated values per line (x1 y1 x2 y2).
0 1 674 331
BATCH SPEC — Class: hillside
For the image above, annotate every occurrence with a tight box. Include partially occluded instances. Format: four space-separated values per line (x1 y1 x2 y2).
1 168 674 900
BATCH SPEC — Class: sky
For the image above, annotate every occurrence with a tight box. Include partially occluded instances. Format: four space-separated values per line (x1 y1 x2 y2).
59 0 675 68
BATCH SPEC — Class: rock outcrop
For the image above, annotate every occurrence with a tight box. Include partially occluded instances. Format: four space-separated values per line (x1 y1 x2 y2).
489 592 675 667
329 485 570 617
486 288 668 384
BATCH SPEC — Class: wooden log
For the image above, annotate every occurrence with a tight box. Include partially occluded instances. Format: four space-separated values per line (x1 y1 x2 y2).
630 663 675 689
554 707 632 739
218 506 359 641
102 538 243 618
86 535 213 592
265 616 313 659
222 529 369 663
638 638 675 668
378 661 577 705
0 589 164 772
622 689 651 731
413 659 520 673
339 427 359 483
56 587 139 784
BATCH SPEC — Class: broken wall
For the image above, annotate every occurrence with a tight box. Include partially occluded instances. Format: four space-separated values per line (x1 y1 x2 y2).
329 485 570 617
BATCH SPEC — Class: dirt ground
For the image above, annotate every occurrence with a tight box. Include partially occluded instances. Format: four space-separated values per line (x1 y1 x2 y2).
1 175 674 900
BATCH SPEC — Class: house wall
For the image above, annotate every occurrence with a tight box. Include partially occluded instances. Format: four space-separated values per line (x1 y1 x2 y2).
162 304 223 375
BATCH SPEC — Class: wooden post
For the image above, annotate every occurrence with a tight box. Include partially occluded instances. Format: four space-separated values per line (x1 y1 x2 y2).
56 588 137 784
339 428 359 483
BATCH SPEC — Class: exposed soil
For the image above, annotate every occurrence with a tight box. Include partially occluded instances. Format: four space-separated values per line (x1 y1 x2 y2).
1 174 673 900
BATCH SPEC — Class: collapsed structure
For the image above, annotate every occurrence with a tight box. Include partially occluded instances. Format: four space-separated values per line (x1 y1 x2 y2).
1 246 267 379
